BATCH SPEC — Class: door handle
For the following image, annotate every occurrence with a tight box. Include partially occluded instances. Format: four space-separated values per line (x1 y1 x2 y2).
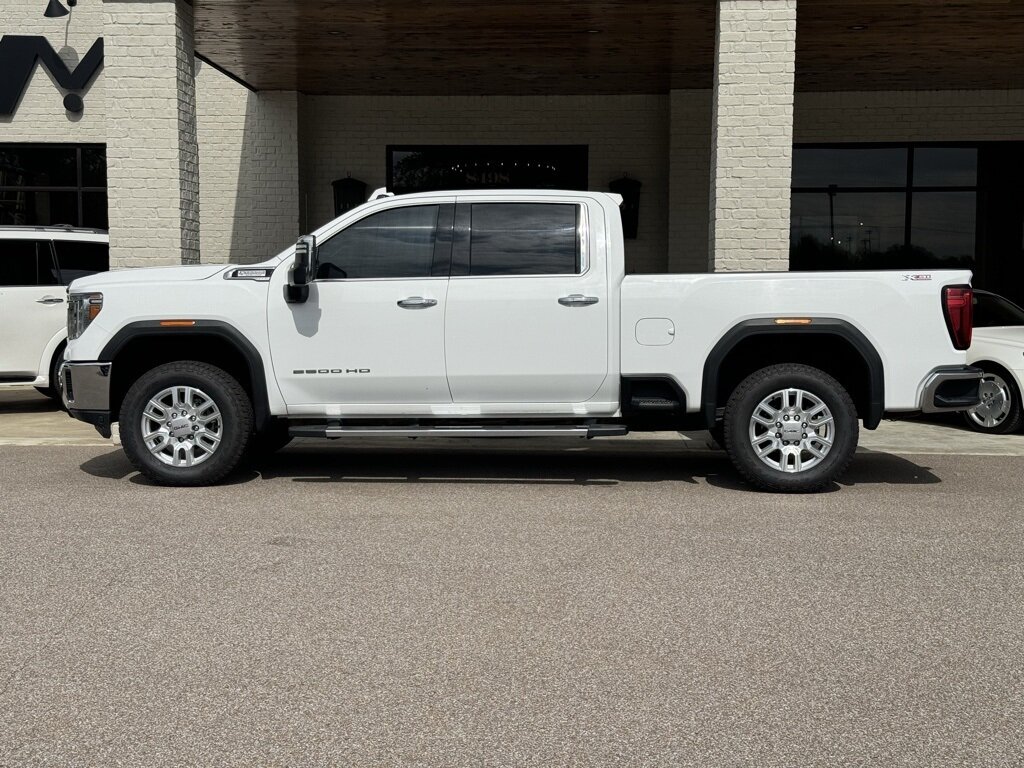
558 294 599 307
397 296 438 309
36 296 65 305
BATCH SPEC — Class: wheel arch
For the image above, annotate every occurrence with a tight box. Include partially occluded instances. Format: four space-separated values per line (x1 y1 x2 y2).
100 321 270 430
970 358 1023 392
702 318 885 430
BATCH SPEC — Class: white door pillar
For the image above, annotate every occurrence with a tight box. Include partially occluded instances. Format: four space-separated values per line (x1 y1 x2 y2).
103 0 200 267
709 0 797 272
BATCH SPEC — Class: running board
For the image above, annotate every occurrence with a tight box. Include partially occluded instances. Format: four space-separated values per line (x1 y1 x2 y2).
289 424 629 439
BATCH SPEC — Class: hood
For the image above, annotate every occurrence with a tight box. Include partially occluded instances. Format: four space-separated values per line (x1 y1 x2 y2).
69 264 229 291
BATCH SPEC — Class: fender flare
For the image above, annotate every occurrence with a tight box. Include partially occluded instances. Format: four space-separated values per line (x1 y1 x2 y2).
36 328 68 384
99 320 271 429
701 318 885 430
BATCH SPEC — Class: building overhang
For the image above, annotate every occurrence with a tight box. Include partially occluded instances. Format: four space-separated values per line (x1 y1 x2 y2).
192 0 1024 95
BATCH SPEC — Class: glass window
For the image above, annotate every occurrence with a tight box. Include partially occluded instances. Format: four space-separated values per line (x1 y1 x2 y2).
54 241 108 283
469 203 579 276
82 146 107 187
909 191 976 265
316 205 440 280
82 192 108 229
0 240 58 286
790 192 905 270
792 147 908 188
913 148 977 187
973 292 1024 328
0 146 77 187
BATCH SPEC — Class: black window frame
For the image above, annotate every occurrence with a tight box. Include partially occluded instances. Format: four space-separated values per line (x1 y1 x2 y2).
0 143 107 229
451 201 584 278
314 203 455 281
791 141 980 266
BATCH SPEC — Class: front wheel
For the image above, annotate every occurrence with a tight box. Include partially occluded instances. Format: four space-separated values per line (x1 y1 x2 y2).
120 361 254 486
963 369 1023 434
723 364 859 493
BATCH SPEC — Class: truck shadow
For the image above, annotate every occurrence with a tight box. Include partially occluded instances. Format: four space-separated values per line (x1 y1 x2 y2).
79 441 941 491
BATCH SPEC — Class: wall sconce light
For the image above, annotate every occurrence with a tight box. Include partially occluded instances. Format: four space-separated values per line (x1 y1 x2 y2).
44 0 76 18
333 175 368 216
609 175 642 240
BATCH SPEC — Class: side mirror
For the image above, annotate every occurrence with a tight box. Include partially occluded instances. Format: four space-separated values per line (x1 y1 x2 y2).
285 235 318 304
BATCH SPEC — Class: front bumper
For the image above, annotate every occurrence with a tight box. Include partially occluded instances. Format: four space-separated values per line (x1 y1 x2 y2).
62 361 113 438
919 365 983 413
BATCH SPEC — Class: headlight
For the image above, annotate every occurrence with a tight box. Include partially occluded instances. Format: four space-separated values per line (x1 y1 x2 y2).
68 292 103 341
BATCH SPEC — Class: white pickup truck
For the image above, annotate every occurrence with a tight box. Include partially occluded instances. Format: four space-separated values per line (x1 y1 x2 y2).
62 189 981 491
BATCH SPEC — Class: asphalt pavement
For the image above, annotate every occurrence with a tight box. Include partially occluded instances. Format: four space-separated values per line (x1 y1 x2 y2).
1 390 1023 766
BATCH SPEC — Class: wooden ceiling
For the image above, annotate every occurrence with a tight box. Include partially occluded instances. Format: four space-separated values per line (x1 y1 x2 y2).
192 0 1024 95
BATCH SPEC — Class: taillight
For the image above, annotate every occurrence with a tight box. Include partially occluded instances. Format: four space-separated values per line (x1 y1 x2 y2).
942 285 973 350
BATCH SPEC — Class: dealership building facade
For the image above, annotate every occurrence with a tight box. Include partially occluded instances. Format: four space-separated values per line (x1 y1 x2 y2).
2 0 1023 304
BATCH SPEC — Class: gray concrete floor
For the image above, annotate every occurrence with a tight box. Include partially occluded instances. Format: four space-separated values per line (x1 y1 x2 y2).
1 388 1023 766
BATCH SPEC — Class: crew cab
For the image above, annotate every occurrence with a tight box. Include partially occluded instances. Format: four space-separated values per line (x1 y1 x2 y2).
61 190 982 491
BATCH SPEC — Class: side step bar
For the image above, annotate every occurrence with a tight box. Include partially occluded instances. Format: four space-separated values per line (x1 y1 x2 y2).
289 424 629 439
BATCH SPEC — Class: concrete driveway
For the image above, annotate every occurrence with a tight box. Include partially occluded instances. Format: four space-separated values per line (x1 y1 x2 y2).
1 388 1023 766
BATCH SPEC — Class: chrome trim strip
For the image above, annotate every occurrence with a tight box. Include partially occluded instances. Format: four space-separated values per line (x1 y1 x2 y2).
919 365 983 413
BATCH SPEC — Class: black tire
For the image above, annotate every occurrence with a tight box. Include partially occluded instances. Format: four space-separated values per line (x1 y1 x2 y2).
34 344 66 406
723 363 859 493
962 365 1023 434
120 361 253 486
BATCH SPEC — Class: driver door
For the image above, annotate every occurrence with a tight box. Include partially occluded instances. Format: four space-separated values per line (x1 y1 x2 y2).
268 201 454 413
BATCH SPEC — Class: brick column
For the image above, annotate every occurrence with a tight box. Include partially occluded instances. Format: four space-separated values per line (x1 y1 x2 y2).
709 0 797 272
103 0 200 267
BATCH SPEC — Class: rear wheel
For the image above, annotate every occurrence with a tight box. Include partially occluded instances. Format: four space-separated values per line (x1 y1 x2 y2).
34 344 66 406
723 364 858 492
120 361 253 486
963 368 1023 434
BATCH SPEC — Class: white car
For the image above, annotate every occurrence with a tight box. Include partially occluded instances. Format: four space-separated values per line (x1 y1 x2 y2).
0 226 109 399
964 290 1024 433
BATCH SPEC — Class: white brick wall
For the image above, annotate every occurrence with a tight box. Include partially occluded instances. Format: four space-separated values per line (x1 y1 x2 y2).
0 0 105 141
298 94 670 273
104 0 200 267
710 0 797 272
196 63 300 264
795 90 1024 142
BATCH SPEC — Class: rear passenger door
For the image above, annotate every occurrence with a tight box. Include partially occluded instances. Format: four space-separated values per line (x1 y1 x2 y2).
0 239 63 377
53 239 109 284
444 199 609 404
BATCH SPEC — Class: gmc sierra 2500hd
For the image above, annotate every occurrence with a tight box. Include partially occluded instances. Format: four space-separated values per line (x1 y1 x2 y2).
62 189 982 491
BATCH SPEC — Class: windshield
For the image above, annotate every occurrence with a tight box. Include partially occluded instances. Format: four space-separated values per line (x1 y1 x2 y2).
974 292 1024 327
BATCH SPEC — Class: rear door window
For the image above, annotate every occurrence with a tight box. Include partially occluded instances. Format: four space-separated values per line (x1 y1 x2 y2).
0 240 58 286
54 240 109 283
467 203 580 276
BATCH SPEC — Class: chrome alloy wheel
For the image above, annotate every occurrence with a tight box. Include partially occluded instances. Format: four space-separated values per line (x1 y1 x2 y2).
140 385 223 467
967 373 1012 429
748 388 835 474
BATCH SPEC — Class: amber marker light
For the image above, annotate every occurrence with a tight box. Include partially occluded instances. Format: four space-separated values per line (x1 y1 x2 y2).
158 320 197 327
774 318 812 325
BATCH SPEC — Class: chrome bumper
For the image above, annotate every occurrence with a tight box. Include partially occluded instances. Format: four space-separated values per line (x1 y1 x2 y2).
62 362 113 438
919 365 983 413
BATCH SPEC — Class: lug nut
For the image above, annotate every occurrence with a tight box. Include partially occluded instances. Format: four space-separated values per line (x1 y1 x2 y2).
192 425 199 431
802 433 807 439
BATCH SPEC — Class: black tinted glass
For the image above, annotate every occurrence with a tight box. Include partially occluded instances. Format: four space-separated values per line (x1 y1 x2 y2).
790 191 905 270
469 203 579 276
82 192 108 229
973 293 1024 327
55 241 109 283
913 148 977 187
909 191 976 265
0 191 78 227
0 240 58 286
0 146 77 187
793 147 908 188
316 205 439 280
82 146 107 187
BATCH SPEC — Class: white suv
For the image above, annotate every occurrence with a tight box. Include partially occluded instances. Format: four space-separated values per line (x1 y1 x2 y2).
0 226 109 399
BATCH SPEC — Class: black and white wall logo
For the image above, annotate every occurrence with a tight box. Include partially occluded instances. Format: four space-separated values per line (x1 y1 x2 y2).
0 35 103 117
